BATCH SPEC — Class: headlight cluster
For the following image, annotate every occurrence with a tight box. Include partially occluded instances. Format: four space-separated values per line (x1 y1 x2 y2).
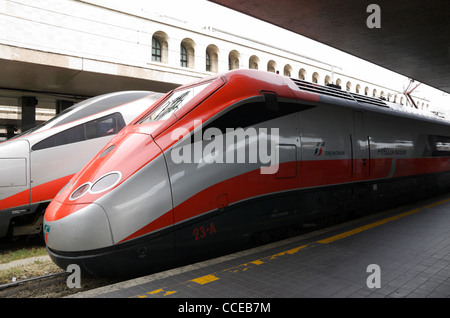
69 171 122 201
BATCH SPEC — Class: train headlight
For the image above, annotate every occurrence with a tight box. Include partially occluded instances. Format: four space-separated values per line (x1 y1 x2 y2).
68 172 122 201
69 183 91 201
90 171 122 194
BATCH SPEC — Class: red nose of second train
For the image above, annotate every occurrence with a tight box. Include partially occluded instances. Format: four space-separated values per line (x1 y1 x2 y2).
44 123 165 252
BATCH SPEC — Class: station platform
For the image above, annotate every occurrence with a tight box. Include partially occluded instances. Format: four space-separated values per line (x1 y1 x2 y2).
72 193 450 299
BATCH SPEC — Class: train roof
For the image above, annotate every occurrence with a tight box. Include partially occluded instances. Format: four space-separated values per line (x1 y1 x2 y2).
211 70 448 127
9 91 154 140
290 77 449 126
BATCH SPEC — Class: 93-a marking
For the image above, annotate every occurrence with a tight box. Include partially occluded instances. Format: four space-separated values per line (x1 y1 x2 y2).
193 222 216 240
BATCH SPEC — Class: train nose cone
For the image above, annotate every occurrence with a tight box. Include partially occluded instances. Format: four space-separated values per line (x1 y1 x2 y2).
44 200 113 252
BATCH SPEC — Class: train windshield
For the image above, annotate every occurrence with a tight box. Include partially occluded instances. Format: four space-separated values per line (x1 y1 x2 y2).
138 82 211 124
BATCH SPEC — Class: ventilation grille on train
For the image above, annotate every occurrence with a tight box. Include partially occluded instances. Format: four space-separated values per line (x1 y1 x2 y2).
291 78 388 108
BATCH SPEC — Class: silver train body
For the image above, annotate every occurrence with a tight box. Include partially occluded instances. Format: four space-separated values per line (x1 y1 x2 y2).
0 91 163 238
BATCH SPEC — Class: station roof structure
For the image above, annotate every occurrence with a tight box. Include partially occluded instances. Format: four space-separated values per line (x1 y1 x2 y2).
210 0 450 94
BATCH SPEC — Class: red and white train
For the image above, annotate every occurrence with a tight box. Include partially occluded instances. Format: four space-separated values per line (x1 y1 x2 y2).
44 70 450 277
0 91 163 238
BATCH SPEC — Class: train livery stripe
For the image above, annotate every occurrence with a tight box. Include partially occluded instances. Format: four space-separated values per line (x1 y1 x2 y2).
31 174 74 204
173 157 450 224
0 190 29 211
393 157 450 177
172 162 300 225
0 174 74 210
117 156 450 244
117 209 173 243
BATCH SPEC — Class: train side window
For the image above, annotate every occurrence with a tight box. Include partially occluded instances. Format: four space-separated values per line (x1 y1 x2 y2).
203 100 312 134
32 125 84 151
427 135 450 157
54 92 149 127
85 113 125 140
32 113 125 151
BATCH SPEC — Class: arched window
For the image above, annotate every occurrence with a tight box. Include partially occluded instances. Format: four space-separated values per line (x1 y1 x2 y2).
312 72 319 83
267 60 276 73
206 44 219 73
299 68 306 80
152 31 168 63
228 50 240 70
206 51 211 72
152 37 161 62
180 44 187 67
180 38 195 69
284 64 292 77
346 81 352 91
249 55 259 70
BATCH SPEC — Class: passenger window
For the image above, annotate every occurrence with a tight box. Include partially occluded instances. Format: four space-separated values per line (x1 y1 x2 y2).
98 117 115 136
427 135 450 157
203 100 312 134
85 121 98 140
85 115 120 139
32 113 125 151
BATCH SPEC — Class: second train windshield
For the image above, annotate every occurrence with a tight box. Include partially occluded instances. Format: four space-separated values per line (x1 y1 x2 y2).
138 81 211 124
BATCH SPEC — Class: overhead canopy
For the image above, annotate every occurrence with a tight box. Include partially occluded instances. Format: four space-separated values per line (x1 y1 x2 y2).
210 0 450 94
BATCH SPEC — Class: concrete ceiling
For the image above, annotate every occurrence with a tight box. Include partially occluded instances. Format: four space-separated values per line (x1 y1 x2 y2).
0 48 180 133
210 0 450 94
0 47 180 131
0 57 178 102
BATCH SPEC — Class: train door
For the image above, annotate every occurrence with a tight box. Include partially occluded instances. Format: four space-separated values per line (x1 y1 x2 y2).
0 139 30 237
352 110 370 180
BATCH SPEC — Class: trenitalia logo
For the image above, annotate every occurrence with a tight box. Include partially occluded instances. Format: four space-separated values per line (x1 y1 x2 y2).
314 142 325 156
170 120 280 174
313 142 346 157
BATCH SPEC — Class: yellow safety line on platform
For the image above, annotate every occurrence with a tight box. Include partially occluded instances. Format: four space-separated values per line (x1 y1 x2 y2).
133 196 449 298
317 208 421 244
191 274 220 285
318 196 450 244
423 197 450 209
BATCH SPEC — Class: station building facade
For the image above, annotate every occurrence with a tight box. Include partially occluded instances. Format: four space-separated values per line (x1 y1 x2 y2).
0 0 430 141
